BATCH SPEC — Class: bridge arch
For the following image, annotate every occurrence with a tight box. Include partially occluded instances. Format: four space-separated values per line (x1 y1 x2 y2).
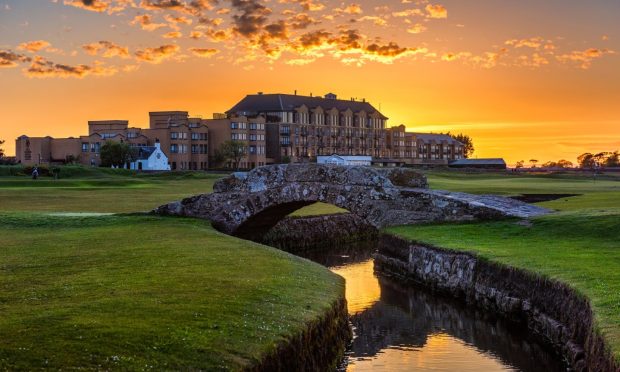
154 164 549 239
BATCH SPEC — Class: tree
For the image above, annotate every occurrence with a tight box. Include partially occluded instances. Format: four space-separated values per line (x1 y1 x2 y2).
593 152 611 168
529 159 538 168
217 140 246 170
514 160 525 169
0 139 5 159
542 161 557 168
556 159 574 168
100 141 133 168
577 153 595 169
605 151 620 167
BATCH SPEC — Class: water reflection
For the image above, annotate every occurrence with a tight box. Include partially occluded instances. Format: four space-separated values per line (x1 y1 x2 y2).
298 242 565 372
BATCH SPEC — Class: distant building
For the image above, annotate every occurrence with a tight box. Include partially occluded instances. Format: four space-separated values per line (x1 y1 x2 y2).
226 92 389 163
385 125 465 166
449 158 507 170
15 92 471 170
16 112 209 170
205 115 268 169
317 155 372 166
129 142 171 171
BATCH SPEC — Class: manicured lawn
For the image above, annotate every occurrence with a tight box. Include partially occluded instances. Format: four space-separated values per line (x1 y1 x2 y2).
0 213 343 370
0 167 345 369
0 170 221 213
387 171 620 360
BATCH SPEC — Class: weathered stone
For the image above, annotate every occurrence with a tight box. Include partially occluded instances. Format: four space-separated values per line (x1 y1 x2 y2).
376 167 429 188
154 164 550 239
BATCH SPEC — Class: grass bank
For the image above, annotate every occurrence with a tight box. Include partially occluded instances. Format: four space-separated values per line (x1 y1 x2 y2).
0 213 344 369
0 167 347 369
386 171 620 360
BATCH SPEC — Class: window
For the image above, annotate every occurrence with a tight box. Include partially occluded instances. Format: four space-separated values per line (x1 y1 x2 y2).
127 132 138 139
170 144 179 153
192 145 199 154
249 145 257 154
101 133 117 139
171 132 179 139
231 122 247 130
231 133 247 141
82 143 89 153
191 132 207 140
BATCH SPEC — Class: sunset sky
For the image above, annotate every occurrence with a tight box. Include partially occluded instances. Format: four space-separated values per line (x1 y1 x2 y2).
1 0 618 164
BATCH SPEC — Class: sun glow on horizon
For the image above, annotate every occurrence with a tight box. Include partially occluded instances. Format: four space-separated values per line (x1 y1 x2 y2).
1 0 619 163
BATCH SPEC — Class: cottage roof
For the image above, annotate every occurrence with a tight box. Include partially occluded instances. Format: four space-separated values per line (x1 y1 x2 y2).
134 146 157 160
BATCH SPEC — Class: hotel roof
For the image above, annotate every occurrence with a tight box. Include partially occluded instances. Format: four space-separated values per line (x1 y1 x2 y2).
409 133 464 145
226 93 388 119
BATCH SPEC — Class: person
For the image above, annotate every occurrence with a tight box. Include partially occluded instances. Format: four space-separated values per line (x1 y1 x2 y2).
32 166 39 180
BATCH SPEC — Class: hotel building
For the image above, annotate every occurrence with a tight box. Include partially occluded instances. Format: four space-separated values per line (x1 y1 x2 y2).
15 92 466 169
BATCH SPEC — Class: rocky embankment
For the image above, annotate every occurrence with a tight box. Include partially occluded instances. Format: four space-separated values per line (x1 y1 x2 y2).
375 234 618 372
262 213 376 252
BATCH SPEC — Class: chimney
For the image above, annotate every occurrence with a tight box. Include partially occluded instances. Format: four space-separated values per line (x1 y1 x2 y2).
257 92 263 95
310 92 313 97
155 138 160 149
294 90 297 95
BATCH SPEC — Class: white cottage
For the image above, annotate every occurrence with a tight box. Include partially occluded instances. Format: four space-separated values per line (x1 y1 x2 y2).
317 155 373 166
130 142 171 171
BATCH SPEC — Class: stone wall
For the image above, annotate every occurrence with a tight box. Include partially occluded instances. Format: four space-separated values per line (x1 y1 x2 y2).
374 234 619 372
261 213 376 252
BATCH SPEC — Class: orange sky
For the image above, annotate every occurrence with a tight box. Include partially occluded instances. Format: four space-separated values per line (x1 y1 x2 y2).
1 0 619 165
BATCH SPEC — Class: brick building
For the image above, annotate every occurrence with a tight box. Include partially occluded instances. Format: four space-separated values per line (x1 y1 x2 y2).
16 112 209 170
15 92 467 170
226 92 389 163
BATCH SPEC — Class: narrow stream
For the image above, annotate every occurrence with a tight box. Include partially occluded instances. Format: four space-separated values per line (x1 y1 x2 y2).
297 241 566 372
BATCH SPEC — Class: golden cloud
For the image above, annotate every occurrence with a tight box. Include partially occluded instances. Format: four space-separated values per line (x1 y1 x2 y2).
134 44 180 63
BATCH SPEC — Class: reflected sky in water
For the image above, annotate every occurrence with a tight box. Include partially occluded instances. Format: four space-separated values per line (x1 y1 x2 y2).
299 243 565 372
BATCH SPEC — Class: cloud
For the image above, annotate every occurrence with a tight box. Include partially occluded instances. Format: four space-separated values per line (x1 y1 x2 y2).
17 40 52 52
337 3 362 15
24 56 117 78
60 0 134 14
0 50 32 68
131 14 167 31
358 16 387 27
556 48 615 69
188 47 219 57
230 0 272 38
162 31 183 38
82 41 130 58
406 23 426 34
134 44 180 63
425 4 447 19
505 37 546 49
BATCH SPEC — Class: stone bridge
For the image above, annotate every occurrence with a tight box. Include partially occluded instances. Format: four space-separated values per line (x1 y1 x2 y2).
154 164 549 239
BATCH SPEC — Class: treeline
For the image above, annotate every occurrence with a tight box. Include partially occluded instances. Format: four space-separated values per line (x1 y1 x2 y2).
577 151 620 168
514 151 619 169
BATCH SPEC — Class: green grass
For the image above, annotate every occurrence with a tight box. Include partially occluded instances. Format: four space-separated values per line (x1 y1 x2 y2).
290 202 348 217
0 167 345 369
387 171 620 360
0 213 343 370
0 171 222 213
